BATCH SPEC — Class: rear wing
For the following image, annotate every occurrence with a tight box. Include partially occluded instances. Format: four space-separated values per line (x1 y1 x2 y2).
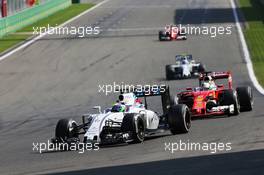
199 71 233 89
119 85 172 114
175 54 193 62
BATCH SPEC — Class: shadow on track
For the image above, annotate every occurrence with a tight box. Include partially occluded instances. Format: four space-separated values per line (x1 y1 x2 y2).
174 0 263 25
45 149 264 175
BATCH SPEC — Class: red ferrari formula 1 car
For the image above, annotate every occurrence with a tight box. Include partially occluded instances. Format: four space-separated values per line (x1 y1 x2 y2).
159 25 187 41
176 71 253 117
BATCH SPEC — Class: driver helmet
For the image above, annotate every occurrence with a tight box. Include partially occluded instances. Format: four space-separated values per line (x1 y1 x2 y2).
182 59 188 65
111 104 126 112
203 76 213 89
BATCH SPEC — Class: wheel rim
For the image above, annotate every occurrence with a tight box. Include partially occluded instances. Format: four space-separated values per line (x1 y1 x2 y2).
185 109 191 130
249 87 253 107
235 92 240 113
138 123 144 140
69 121 78 138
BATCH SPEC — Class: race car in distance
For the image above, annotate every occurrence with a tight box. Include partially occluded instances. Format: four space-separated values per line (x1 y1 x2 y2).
165 54 206 80
52 86 191 146
159 24 187 41
177 71 253 117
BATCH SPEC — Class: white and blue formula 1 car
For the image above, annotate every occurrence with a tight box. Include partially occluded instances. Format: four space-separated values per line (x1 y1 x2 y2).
51 86 191 146
165 54 206 80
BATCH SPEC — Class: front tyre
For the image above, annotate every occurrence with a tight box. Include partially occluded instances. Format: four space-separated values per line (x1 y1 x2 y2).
220 89 240 116
121 114 145 143
55 119 79 142
159 31 165 41
236 86 253 111
198 63 206 73
168 104 191 134
165 65 175 80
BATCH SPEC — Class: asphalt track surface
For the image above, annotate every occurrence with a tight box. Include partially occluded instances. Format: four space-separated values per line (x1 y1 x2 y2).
0 0 264 174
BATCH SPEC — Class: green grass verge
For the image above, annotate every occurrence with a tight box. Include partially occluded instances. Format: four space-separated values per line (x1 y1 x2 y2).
0 34 31 53
0 4 94 53
239 0 264 86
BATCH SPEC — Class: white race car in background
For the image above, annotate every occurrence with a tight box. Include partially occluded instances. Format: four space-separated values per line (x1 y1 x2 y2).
52 86 191 146
165 54 206 80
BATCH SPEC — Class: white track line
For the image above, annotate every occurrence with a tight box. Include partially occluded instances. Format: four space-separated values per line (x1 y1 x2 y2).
230 0 264 95
0 0 110 62
99 5 172 8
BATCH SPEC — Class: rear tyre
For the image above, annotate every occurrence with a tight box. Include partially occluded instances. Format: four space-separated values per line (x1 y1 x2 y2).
236 86 253 111
168 104 191 134
121 114 145 143
220 89 240 116
165 65 174 80
55 119 79 142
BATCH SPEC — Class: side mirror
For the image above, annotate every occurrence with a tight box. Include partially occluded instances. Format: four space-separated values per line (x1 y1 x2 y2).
93 106 102 114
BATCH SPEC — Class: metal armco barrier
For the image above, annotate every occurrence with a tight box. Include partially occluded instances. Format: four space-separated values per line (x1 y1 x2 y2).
0 0 71 37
